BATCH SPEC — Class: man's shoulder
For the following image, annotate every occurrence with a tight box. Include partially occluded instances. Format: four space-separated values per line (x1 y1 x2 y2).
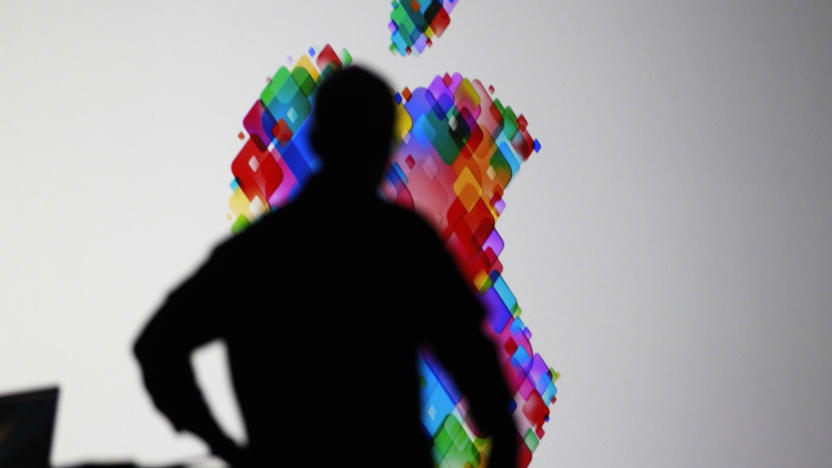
210 194 442 258
208 205 294 257
375 200 441 236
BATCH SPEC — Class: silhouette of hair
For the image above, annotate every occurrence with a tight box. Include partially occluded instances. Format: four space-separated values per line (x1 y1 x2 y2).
309 66 395 188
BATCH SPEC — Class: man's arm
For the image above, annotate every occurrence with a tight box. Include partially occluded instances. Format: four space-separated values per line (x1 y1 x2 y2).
419 225 518 468
133 246 246 465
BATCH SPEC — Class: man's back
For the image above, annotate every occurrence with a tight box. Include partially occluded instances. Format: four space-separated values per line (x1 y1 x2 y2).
138 173 495 465
221 175 480 465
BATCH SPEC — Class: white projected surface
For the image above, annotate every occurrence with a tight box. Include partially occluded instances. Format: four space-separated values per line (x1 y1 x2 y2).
1 1 832 467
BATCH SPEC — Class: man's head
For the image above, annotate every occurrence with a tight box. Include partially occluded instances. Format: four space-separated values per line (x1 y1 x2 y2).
310 66 395 188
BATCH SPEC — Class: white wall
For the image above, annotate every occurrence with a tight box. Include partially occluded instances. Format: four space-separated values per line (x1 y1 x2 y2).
1 1 831 466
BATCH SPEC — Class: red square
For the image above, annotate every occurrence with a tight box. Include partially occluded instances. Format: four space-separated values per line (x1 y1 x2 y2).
273 118 293 145
231 139 284 204
442 73 453 87
504 337 518 355
315 44 342 70
522 391 549 429
441 199 466 241
517 439 532 468
430 7 450 37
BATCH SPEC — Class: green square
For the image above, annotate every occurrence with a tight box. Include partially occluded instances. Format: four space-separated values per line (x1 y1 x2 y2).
340 48 352 67
231 214 251 234
511 305 522 317
501 105 519 140
260 66 291 105
524 428 539 453
433 426 453 457
492 98 505 115
291 66 317 97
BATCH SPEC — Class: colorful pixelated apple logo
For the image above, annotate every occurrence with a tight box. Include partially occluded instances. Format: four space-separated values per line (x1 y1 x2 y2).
388 0 460 56
225 4 557 468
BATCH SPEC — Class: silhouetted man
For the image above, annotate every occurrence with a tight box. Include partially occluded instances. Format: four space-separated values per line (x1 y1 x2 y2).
134 66 518 467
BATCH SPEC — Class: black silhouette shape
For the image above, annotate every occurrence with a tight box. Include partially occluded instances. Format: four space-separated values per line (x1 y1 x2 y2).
133 66 518 467
0 387 58 467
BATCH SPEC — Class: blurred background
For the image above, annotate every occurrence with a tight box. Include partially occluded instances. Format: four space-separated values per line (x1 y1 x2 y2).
1 1 830 466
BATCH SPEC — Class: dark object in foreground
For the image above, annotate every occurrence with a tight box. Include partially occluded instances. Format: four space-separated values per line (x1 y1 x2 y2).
134 66 518 467
0 386 58 468
62 463 183 468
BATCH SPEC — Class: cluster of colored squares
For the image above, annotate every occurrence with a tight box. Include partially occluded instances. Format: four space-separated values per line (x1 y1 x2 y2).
389 0 460 56
226 46 557 468
384 72 555 468
227 45 351 229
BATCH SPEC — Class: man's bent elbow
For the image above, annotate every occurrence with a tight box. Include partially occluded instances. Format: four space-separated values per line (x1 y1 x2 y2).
133 330 153 366
133 318 164 366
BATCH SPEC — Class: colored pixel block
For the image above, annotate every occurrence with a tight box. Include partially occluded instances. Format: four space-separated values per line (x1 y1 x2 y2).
226 45 556 468
389 0 461 57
